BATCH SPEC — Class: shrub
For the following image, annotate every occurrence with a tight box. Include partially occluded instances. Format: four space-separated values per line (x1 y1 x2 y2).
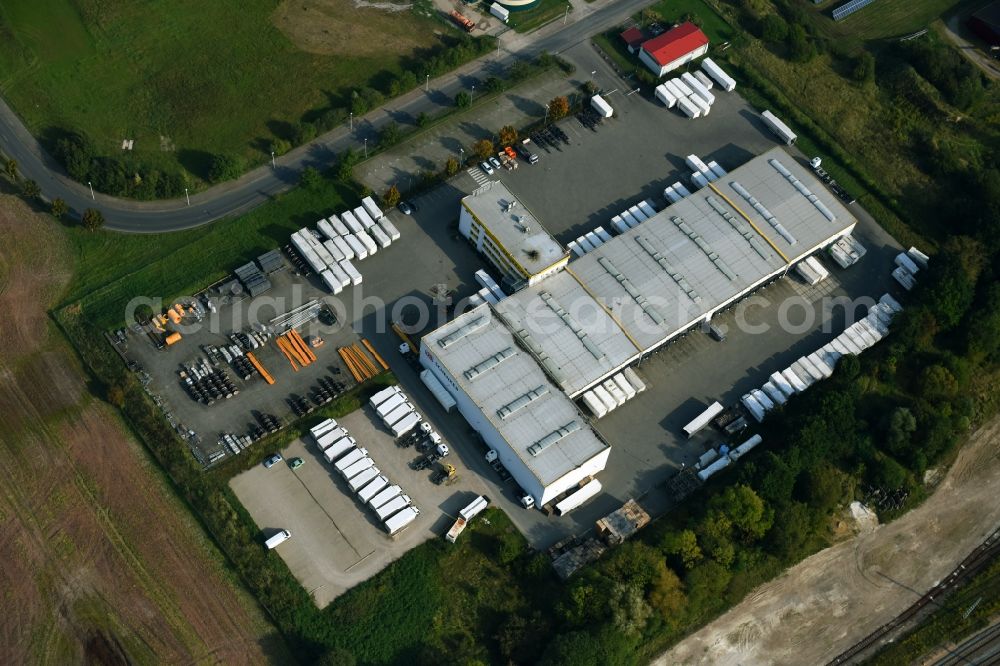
81 208 105 231
207 154 244 183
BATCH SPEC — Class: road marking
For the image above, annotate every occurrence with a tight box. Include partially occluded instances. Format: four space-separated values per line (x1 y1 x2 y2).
467 168 490 187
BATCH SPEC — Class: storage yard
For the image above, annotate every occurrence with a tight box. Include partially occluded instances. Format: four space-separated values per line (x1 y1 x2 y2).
231 408 492 607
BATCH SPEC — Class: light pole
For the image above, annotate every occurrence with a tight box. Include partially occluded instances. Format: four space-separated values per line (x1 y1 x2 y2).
270 151 276 168
471 84 475 103
563 2 570 25
425 74 430 92
350 111 353 131
88 181 94 200
364 137 368 159
544 103 549 125
497 35 501 58
185 188 190 206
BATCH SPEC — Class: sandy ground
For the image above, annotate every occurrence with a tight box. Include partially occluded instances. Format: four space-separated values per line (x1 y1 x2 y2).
655 416 1000 666
0 196 286 663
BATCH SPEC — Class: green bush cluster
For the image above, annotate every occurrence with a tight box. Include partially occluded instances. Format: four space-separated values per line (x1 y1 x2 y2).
52 132 188 198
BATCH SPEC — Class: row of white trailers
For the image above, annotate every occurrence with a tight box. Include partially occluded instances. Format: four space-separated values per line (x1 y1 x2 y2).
568 200 658 258
666 154 728 201
311 416 420 536
289 195 401 295
655 58 736 120
740 293 904 422
369 385 438 440
892 247 929 291
580 367 647 419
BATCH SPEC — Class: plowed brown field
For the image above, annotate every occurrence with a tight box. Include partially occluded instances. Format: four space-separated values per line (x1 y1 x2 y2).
0 196 287 663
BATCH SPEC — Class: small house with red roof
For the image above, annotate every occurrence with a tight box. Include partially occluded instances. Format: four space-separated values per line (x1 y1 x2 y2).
620 27 646 54
638 22 709 77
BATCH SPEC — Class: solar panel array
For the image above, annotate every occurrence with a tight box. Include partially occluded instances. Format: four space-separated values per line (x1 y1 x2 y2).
832 0 876 21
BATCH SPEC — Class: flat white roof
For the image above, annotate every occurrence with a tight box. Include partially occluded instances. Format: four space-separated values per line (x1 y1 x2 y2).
462 181 567 276
495 148 856 395
423 305 609 487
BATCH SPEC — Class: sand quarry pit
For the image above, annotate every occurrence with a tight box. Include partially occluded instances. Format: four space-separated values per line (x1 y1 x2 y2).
656 417 1000 666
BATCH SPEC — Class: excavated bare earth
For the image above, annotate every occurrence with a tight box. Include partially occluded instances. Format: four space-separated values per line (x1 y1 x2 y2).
656 415 1000 665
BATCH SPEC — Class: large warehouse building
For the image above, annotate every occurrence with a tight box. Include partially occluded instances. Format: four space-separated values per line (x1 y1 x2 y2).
421 306 611 508
425 147 856 509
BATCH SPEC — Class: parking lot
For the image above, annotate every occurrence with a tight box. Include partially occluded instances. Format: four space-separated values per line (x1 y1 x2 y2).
231 407 492 607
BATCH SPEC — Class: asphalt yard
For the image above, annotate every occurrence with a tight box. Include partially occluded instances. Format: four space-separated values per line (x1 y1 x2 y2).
230 407 492 607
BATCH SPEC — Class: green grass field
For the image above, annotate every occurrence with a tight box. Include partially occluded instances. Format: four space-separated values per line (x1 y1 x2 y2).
831 0 965 40
0 0 451 182
508 0 572 33
65 175 359 328
644 0 735 43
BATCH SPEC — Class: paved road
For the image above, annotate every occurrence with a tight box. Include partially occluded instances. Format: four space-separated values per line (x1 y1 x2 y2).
0 0 653 234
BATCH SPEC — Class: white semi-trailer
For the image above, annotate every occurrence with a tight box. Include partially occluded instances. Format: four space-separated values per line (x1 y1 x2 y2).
361 195 384 221
370 385 402 408
353 206 377 229
348 466 381 491
340 457 375 481
682 401 724 438
376 393 407 418
375 494 412 521
385 506 420 536
369 485 402 510
323 436 358 463
382 403 415 427
333 447 368 473
358 475 390 503
392 412 422 438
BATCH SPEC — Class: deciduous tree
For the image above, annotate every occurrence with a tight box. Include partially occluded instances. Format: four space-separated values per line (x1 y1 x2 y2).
498 125 518 146
382 184 401 208
548 96 570 120
81 208 105 231
473 139 494 159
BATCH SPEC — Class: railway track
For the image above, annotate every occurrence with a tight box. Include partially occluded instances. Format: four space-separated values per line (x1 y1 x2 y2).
933 621 1000 666
828 526 1000 665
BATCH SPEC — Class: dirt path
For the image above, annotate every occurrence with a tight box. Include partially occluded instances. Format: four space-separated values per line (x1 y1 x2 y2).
0 196 287 663
655 416 1000 666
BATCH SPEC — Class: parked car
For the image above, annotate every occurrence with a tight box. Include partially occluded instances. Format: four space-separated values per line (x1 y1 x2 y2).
289 457 304 470
480 161 494 175
397 200 413 215
263 453 282 469
488 156 502 170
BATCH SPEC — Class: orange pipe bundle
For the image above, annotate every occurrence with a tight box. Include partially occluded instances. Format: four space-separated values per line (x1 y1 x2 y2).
362 339 389 371
276 337 300 371
246 352 275 385
351 344 378 377
338 347 364 382
282 334 309 366
343 346 369 380
290 329 317 363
